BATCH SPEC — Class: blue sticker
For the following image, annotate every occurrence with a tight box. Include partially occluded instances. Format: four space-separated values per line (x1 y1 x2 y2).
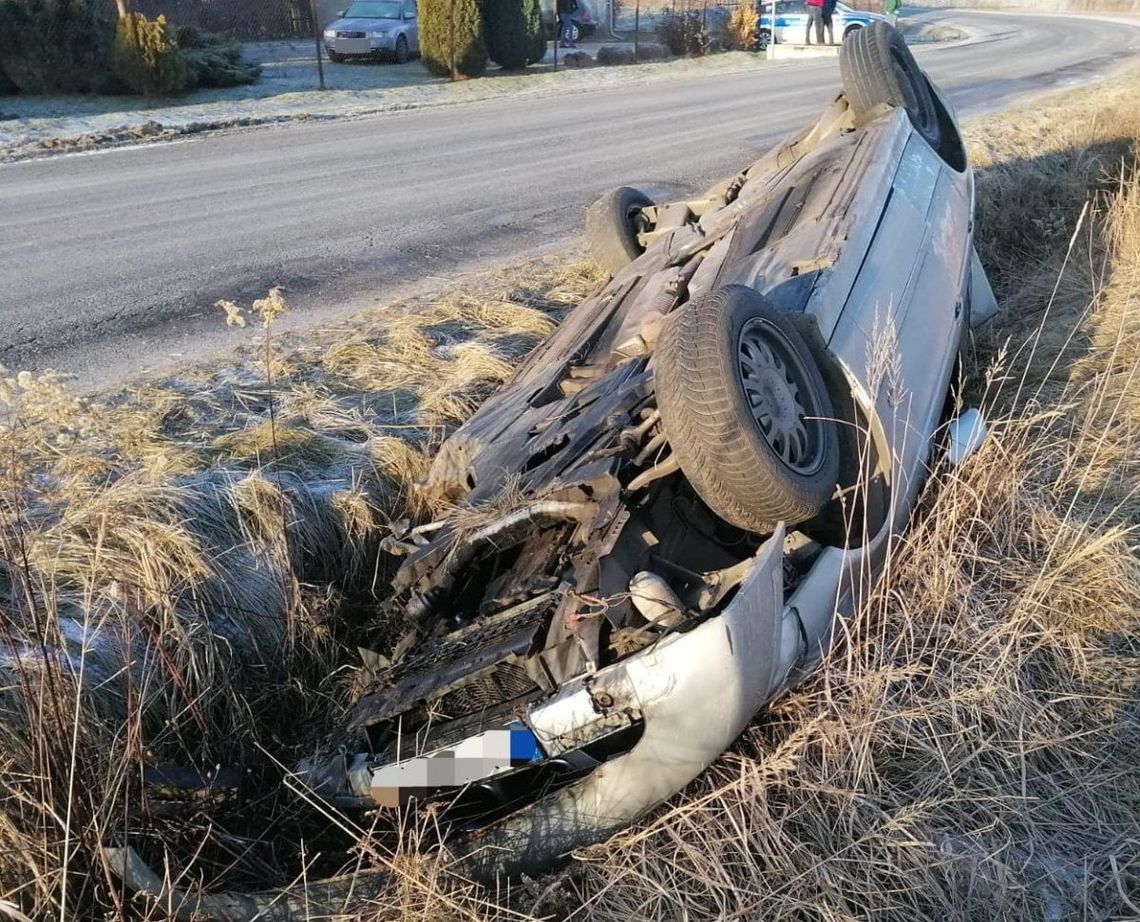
508 723 541 763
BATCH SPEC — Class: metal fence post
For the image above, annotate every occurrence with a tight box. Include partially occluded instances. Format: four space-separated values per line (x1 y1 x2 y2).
310 0 327 89
634 0 639 60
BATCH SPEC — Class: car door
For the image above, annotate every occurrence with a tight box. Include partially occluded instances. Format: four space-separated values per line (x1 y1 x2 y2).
775 0 808 42
831 128 969 518
403 0 418 51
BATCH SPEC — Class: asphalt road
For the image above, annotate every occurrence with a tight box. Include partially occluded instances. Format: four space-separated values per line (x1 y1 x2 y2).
2 9 1139 387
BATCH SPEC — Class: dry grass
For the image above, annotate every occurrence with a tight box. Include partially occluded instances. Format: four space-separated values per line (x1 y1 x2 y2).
0 260 602 918
3 74 1140 920
554 78 1140 922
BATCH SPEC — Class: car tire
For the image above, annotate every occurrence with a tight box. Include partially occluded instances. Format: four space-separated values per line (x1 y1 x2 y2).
328 51 346 63
655 285 840 534
842 23 862 40
586 186 654 276
839 20 940 149
394 34 410 64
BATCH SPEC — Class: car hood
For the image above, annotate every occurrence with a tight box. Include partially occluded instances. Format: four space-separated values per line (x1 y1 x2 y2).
837 4 887 19
329 16 401 30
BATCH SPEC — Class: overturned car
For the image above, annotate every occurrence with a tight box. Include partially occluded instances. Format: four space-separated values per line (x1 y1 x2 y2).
304 23 998 880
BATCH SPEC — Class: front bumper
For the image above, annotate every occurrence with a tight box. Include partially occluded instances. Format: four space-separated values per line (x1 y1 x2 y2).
325 36 395 55
452 524 796 877
312 525 802 877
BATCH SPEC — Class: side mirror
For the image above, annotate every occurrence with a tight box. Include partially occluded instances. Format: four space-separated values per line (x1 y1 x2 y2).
336 9 346 16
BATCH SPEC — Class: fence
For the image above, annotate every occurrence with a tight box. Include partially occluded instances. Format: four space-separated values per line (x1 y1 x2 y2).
116 0 318 41
612 0 732 35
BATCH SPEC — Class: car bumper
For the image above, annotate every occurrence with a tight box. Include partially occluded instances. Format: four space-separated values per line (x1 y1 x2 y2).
325 37 394 55
450 525 796 877
354 524 797 878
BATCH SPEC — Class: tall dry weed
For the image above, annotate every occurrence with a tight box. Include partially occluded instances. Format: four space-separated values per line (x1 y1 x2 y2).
0 262 601 918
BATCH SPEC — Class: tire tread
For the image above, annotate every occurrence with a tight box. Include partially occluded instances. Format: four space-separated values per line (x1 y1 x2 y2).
655 287 840 534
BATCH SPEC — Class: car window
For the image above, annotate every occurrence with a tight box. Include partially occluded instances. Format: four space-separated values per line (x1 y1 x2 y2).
343 0 402 18
404 0 416 17
776 1 807 14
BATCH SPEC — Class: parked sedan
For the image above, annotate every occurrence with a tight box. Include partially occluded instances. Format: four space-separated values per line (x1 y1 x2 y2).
323 0 419 64
760 0 889 44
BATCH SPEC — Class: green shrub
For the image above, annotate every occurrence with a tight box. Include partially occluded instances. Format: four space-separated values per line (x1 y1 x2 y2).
0 0 117 94
112 13 190 95
421 0 488 79
173 22 205 48
0 1 256 97
483 0 545 69
182 32 261 87
656 11 709 56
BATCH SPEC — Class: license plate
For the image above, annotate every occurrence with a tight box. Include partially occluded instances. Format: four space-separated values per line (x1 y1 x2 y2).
370 724 542 808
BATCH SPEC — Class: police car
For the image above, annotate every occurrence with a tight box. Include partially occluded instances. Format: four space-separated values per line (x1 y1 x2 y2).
759 0 888 45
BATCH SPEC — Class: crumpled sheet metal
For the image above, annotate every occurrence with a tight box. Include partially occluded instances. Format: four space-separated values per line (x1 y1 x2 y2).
453 524 788 879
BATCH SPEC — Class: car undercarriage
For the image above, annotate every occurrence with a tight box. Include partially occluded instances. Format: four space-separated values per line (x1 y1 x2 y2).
107 22 999 918
294 22 997 881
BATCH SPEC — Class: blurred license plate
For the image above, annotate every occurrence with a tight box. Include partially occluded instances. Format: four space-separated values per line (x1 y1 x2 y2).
370 724 542 808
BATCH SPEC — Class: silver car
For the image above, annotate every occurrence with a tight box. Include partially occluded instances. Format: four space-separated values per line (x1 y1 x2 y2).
292 22 998 887
323 0 419 64
104 24 997 918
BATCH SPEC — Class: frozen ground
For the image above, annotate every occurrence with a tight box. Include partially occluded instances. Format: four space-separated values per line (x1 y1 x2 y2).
0 44 776 161
0 16 967 162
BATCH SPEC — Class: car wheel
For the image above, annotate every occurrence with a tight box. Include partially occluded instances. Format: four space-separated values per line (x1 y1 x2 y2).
328 51 346 63
586 186 654 276
394 34 410 64
842 23 862 40
839 20 940 149
655 285 840 534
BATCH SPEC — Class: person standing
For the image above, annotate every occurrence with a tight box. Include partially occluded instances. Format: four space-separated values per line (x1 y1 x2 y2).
883 0 900 26
805 0 825 44
821 0 837 43
556 0 579 47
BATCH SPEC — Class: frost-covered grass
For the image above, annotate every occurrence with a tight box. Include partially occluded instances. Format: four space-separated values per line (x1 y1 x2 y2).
0 44 771 161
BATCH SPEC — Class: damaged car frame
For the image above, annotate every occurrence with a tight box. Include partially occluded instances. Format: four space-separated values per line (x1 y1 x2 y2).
285 25 1001 885
109 23 1000 915
305 22 998 878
